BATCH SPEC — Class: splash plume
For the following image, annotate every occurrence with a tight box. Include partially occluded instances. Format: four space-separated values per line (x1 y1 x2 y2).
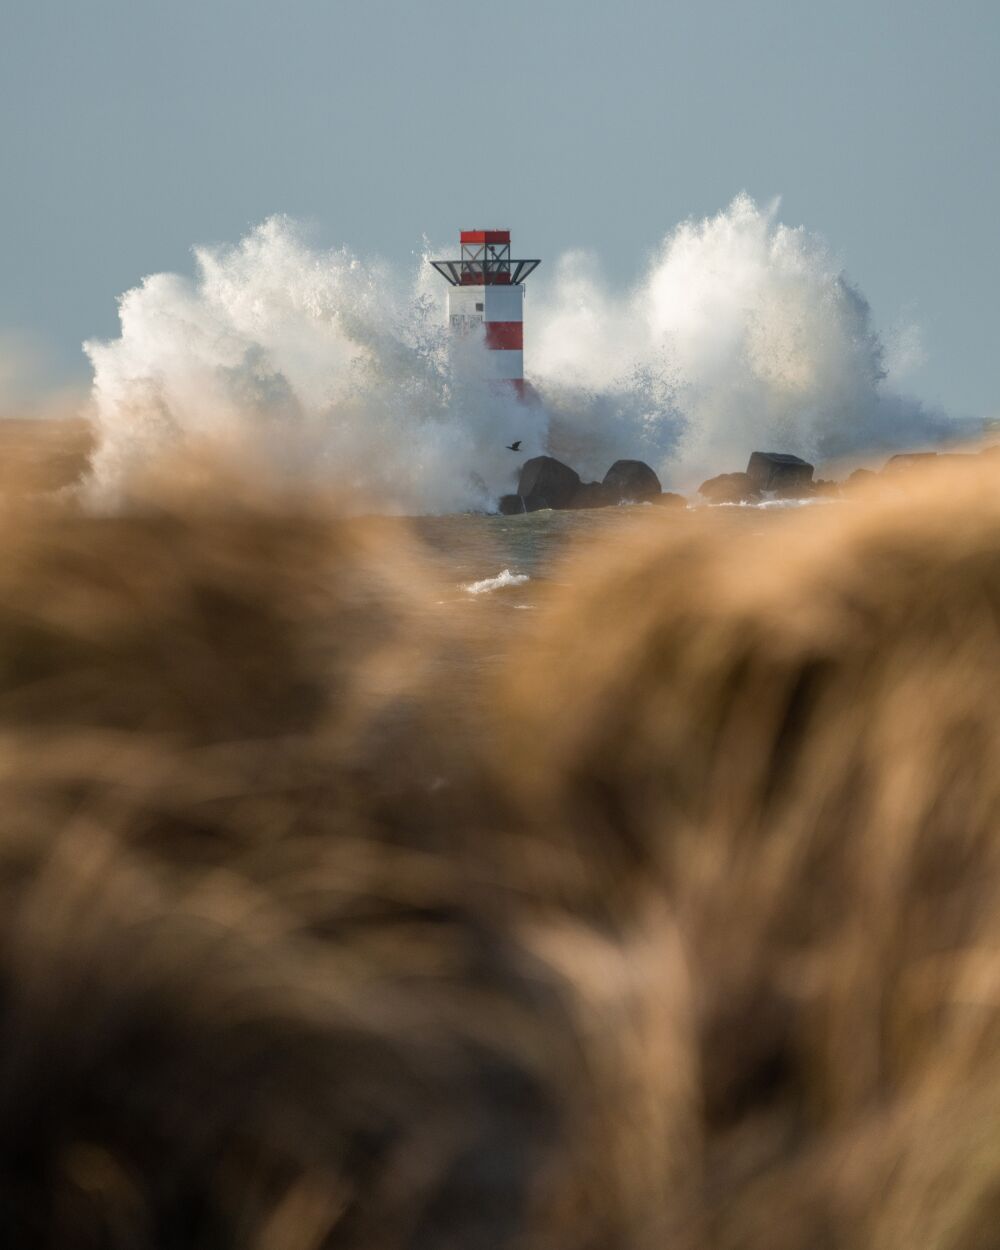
84 197 956 510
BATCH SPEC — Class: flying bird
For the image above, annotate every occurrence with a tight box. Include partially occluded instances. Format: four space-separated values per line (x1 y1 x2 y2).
506 440 522 452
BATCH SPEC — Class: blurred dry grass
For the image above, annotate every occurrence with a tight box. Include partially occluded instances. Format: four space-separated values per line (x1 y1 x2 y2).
0 415 94 494
0 433 997 1248
504 458 1000 1249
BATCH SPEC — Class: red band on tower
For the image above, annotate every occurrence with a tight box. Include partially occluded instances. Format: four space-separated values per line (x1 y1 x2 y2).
460 230 511 244
485 322 523 350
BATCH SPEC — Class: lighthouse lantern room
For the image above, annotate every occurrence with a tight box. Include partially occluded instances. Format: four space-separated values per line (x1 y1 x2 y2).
430 229 540 396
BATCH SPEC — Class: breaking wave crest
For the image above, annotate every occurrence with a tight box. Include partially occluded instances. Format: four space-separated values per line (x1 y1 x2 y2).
84 196 958 511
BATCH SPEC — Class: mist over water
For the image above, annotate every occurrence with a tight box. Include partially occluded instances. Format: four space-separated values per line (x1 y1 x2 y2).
85 195 955 511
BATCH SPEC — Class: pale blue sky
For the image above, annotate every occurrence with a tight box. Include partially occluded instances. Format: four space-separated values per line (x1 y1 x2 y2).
1 0 997 416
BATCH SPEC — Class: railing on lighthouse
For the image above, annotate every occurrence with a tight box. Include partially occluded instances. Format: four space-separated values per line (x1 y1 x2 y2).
430 230 540 399
430 230 540 287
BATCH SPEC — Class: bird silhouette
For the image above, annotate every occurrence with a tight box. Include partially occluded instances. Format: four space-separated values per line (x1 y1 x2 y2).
506 440 522 452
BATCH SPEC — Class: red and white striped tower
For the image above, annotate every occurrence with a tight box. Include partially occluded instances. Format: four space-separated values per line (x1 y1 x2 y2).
430 229 540 399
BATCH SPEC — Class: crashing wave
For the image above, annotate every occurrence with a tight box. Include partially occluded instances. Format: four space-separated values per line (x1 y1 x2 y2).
84 197 958 511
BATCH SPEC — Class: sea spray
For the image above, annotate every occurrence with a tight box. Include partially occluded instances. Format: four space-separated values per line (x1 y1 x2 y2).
85 197 955 511
84 217 547 512
533 194 952 486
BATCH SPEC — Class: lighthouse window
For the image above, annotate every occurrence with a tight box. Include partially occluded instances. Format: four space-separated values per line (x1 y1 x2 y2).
450 314 483 334
475 302 483 311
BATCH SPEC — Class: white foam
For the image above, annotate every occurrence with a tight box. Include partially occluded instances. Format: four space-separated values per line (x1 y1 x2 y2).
462 569 531 595
532 194 953 488
706 496 843 509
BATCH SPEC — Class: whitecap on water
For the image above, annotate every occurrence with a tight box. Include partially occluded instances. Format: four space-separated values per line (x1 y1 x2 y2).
706 496 845 509
462 569 531 595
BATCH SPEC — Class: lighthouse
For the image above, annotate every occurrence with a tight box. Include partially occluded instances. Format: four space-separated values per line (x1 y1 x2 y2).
430 230 540 399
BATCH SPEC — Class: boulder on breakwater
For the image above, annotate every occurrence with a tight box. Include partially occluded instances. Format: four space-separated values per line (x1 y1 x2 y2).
571 481 614 509
845 468 878 490
698 472 759 505
812 479 842 497
746 451 815 496
602 459 662 504
498 455 679 514
498 494 527 516
516 456 581 511
884 451 982 475
883 452 940 473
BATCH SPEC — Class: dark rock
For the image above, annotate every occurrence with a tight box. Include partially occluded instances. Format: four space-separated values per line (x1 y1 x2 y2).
886 452 984 478
812 479 842 497
602 459 662 503
882 452 939 473
880 452 981 493
498 494 526 516
698 472 759 504
654 492 688 508
570 481 614 509
746 451 814 496
844 468 878 492
516 456 581 512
